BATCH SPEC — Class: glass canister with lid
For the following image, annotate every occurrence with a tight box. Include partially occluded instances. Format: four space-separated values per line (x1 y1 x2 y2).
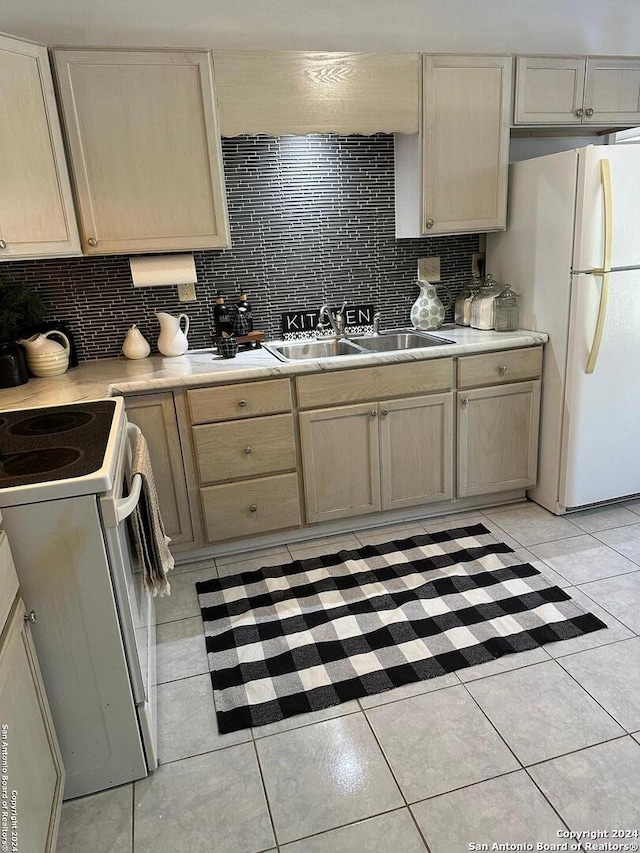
454 273 482 326
494 284 520 332
470 274 503 330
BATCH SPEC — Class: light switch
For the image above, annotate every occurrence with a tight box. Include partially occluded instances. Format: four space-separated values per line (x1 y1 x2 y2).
418 257 440 282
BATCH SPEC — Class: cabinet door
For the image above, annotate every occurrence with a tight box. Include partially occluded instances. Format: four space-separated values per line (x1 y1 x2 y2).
379 394 453 511
53 50 230 255
126 393 194 546
0 599 64 853
584 58 640 124
514 56 586 124
457 381 541 498
0 35 80 260
422 55 511 234
299 403 381 523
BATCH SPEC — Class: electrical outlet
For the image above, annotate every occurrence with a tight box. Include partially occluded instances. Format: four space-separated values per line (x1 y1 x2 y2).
472 252 486 277
418 257 440 282
177 282 197 302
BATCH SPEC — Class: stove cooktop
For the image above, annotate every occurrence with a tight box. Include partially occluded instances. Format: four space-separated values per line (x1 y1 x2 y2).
0 400 119 493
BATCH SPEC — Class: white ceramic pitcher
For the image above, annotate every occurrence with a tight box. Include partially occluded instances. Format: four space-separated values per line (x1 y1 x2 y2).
17 330 70 377
410 281 452 331
156 312 189 357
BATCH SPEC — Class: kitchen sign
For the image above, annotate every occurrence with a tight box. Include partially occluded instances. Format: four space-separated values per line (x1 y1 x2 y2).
281 304 376 337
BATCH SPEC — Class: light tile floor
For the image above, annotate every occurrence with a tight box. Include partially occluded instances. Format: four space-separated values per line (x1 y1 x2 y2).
56 501 640 853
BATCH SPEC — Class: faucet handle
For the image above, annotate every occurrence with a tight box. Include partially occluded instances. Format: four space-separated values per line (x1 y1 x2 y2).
373 310 381 335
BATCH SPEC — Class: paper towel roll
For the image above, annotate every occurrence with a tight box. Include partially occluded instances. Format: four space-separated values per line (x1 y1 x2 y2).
130 254 197 288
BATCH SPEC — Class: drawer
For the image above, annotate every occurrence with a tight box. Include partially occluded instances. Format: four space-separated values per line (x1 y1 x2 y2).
296 358 453 409
201 473 302 542
188 378 292 424
0 531 19 632
193 414 297 484
457 347 543 389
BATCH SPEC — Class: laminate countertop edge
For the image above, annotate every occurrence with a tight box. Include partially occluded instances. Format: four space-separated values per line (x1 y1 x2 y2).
0 328 549 411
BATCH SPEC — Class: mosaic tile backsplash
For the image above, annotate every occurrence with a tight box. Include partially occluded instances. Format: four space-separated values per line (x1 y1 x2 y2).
1 135 480 361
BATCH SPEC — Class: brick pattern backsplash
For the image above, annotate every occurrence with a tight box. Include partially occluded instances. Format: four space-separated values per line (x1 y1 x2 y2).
0 135 480 361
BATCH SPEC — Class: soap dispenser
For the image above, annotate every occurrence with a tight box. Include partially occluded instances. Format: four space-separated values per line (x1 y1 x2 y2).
236 292 254 333
213 292 233 337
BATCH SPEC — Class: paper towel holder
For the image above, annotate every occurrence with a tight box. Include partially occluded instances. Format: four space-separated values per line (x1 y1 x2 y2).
129 253 198 302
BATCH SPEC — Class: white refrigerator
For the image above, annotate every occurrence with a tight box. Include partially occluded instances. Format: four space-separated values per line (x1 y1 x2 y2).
487 144 640 514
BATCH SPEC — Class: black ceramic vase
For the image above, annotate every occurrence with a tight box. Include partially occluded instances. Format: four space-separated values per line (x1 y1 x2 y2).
0 342 28 388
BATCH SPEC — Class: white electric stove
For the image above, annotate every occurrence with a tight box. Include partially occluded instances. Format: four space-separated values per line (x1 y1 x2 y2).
0 397 158 798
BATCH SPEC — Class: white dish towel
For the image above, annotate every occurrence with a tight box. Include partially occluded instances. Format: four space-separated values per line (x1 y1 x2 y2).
130 431 173 596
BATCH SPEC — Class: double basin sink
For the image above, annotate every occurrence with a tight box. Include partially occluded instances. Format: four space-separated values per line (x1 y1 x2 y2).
264 331 454 362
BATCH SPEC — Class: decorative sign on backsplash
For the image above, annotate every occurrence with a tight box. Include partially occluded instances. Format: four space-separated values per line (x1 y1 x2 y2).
281 304 376 339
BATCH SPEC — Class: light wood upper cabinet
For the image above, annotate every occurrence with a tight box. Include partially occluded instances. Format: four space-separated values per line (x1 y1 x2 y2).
423 55 511 235
53 49 230 255
515 56 640 125
0 35 80 261
584 58 640 124
125 393 194 548
396 55 511 237
214 51 420 136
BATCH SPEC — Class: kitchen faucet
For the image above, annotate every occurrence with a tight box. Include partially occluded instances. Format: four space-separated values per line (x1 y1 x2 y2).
317 300 348 338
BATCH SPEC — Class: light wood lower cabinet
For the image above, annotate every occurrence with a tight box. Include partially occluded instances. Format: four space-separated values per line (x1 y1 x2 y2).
0 528 64 853
201 473 301 542
125 393 194 547
300 403 382 523
380 394 453 511
300 394 453 524
457 380 541 497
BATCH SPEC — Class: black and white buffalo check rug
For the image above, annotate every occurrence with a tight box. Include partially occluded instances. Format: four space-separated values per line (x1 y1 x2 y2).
196 523 607 733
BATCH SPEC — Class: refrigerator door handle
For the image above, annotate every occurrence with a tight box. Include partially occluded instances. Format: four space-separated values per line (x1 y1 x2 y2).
586 159 612 374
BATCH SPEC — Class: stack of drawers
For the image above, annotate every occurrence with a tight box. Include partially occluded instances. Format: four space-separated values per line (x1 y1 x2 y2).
187 378 302 543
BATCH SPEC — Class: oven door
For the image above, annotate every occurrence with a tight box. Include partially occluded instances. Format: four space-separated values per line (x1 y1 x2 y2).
99 420 158 771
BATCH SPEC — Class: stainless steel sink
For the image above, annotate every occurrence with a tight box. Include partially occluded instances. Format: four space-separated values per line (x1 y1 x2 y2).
351 332 453 352
264 339 365 361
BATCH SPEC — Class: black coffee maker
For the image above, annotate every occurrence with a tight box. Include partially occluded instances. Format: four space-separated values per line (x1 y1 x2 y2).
0 342 28 388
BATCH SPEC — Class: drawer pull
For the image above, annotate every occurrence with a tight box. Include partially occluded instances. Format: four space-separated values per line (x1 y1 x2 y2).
249 504 258 513
243 446 252 455
24 609 37 624
461 397 469 405
497 365 508 375
0 240 7 250
238 399 247 408
370 409 378 417
380 407 389 416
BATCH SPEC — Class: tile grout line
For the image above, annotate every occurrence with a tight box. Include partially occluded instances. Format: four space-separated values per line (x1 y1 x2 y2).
574 580 640 637
249 738 280 850
458 679 573 833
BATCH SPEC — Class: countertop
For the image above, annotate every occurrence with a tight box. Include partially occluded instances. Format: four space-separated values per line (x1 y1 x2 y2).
0 326 548 410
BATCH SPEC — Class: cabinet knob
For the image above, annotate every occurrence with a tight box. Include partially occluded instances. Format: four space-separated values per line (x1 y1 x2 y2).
370 409 378 417
575 108 584 117
425 218 435 229
585 107 594 117
244 446 252 455
380 407 389 416
24 609 37 624
249 504 258 513
0 240 7 250
238 399 247 408
461 397 469 405
87 237 98 247
497 364 508 375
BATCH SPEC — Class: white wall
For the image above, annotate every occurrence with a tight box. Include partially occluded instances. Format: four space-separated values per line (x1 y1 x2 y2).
5 0 640 53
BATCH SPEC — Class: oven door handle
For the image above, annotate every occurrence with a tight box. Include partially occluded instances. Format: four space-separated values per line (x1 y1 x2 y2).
115 423 143 523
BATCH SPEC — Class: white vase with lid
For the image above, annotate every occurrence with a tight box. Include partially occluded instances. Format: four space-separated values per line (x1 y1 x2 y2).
17 330 70 377
122 325 151 359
